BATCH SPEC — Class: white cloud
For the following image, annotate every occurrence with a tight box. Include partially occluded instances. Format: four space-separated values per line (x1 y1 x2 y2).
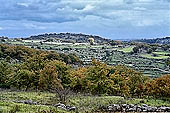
23 23 46 29
82 4 95 12
0 0 169 24
134 20 155 26
0 27 3 30
17 3 29 7
138 0 154 2
134 7 146 10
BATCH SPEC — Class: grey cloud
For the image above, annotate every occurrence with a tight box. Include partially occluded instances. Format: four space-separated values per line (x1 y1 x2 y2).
0 0 169 24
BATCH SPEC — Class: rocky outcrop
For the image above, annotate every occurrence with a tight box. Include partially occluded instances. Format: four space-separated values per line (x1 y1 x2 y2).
99 104 170 112
15 100 38 105
54 103 76 111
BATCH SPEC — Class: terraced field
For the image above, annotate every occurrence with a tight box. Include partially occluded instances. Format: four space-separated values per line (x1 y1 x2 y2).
140 54 169 59
1 39 170 77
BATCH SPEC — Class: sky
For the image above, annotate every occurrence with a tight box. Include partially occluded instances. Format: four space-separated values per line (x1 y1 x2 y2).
0 0 169 40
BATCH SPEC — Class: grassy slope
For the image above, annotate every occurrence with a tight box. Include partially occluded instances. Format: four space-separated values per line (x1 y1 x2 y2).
141 54 169 59
153 51 170 55
0 91 170 113
118 46 134 53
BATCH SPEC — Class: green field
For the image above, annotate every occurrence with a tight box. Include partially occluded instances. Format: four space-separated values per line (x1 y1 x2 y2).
153 51 170 55
118 46 134 53
0 90 170 113
141 54 169 59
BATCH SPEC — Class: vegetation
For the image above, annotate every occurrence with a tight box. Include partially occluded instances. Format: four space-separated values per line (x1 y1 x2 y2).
0 91 170 113
136 36 170 44
0 34 169 112
141 54 169 59
0 44 169 98
1 35 170 77
0 44 82 65
118 46 134 53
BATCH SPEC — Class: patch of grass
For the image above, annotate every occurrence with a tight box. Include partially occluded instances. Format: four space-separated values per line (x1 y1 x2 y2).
67 95 170 112
68 95 123 112
0 91 57 105
0 101 66 113
118 46 134 53
153 51 170 55
0 91 170 112
141 54 169 59
10 42 25 45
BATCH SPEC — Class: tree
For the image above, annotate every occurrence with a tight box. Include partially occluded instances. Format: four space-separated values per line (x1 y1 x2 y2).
39 64 63 90
10 69 35 91
147 48 153 54
111 65 147 97
20 54 49 90
0 61 12 88
146 74 170 98
88 38 95 45
167 60 170 69
132 46 140 53
80 59 116 95
47 60 71 88
69 67 87 92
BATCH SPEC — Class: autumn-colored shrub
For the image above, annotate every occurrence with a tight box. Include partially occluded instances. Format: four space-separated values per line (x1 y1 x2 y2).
0 44 169 98
69 59 148 96
39 64 63 90
145 74 170 98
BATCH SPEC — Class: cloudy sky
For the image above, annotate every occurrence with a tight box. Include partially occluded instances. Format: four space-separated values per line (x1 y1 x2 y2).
0 0 169 39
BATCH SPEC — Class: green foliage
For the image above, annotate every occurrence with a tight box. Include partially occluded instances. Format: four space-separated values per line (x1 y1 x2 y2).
0 91 170 113
47 60 71 88
70 59 148 97
110 65 148 97
84 59 114 94
167 60 170 68
0 44 169 98
39 64 63 90
10 69 35 91
145 74 170 98
0 61 13 88
9 105 21 113
0 44 82 64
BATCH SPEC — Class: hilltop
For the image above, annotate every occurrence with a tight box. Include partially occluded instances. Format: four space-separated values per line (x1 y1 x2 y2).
24 33 111 44
135 36 170 44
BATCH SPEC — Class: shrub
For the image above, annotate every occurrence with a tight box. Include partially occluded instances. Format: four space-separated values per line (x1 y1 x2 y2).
146 74 170 98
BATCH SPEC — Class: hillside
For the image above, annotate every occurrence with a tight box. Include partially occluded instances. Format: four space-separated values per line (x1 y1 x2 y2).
0 44 82 65
0 36 170 113
135 36 170 44
0 33 170 77
24 33 111 44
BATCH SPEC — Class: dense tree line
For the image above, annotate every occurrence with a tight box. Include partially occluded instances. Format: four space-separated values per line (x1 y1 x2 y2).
0 44 169 98
0 44 82 64
131 43 170 54
132 43 158 54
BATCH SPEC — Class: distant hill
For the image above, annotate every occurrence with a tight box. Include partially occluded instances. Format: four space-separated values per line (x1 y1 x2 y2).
24 33 111 44
135 36 170 44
